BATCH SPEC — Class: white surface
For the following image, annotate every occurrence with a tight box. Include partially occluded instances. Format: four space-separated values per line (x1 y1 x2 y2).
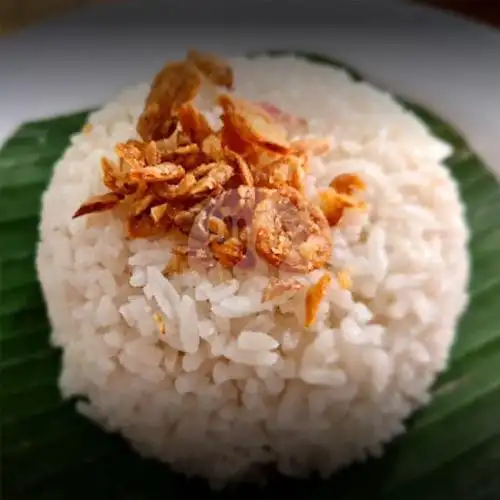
0 0 499 174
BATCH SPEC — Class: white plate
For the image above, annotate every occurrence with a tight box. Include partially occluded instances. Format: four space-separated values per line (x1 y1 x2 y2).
1 0 499 174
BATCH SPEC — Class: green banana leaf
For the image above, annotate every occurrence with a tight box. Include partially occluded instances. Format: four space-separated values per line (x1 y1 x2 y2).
1 52 499 500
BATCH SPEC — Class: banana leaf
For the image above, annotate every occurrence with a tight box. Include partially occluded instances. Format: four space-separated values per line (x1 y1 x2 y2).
1 52 499 500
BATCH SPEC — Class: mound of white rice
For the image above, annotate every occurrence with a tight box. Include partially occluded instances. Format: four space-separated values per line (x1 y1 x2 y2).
36 56 469 485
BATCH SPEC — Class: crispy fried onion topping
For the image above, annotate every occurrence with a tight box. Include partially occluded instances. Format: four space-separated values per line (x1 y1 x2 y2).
73 50 367 326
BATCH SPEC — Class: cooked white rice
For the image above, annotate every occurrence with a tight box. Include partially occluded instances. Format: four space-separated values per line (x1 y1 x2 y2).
36 55 469 485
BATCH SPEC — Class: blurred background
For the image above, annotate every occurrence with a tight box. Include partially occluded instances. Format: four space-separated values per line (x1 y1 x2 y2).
0 0 499 34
